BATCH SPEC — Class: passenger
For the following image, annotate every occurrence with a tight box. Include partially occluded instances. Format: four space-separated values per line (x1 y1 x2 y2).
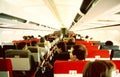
68 44 87 61
23 35 28 40
16 42 32 59
37 37 45 47
83 60 116 77
53 41 70 61
84 35 89 41
17 41 28 50
31 40 38 46
66 38 75 50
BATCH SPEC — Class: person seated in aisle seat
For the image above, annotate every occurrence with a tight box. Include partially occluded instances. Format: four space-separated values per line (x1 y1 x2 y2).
83 60 116 77
68 44 87 61
66 38 75 50
52 41 70 62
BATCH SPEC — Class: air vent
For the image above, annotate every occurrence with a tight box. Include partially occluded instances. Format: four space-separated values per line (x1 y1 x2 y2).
29 21 39 26
0 13 27 23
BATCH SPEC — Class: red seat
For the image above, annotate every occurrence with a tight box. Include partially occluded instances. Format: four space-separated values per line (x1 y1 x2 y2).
112 60 120 72
87 50 110 59
86 45 99 50
54 60 87 74
75 40 93 46
0 58 13 77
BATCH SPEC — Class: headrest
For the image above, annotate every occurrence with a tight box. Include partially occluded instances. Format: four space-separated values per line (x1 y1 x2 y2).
5 49 29 58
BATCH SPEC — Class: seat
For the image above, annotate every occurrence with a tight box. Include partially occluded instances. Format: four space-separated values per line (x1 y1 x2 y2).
89 41 100 44
3 45 16 52
100 45 119 50
93 42 105 46
86 45 99 51
86 50 110 60
0 58 13 77
28 46 40 63
112 60 120 72
54 60 87 77
110 49 120 60
5 49 31 71
75 40 93 46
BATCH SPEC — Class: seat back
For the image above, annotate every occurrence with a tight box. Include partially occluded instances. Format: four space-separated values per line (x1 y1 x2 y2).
112 60 120 72
5 49 31 71
86 50 110 60
0 58 13 77
54 60 87 74
0 71 9 77
3 45 16 52
28 46 40 63
75 40 93 46
111 50 120 60
100 45 119 50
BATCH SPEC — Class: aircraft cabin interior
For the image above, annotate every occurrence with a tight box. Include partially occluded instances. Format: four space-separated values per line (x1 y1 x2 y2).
0 0 120 77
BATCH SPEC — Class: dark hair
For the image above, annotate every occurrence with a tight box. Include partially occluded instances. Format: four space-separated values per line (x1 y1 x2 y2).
23 36 28 40
17 42 27 49
40 37 45 43
85 35 89 39
67 39 75 50
31 41 37 46
57 41 67 52
72 44 87 60
105 40 113 46
83 60 115 77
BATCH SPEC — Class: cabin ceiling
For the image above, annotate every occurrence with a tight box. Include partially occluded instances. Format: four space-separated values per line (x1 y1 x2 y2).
0 0 83 30
0 0 120 32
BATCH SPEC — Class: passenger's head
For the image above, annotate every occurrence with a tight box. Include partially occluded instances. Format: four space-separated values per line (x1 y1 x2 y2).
56 41 67 53
67 38 75 50
17 42 27 50
23 36 28 40
69 44 87 60
31 41 37 46
83 60 116 77
105 40 113 46
85 35 89 39
40 37 45 43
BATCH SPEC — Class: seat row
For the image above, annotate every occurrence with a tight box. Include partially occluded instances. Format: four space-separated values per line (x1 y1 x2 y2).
75 40 120 60
54 60 120 77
